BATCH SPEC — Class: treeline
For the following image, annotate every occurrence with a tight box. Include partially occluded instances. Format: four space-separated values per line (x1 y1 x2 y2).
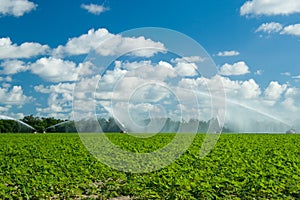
0 115 232 133
0 120 32 133
0 115 65 133
22 115 66 132
49 118 232 133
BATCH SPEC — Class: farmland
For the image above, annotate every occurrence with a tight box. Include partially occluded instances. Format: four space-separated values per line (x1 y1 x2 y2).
1 133 300 199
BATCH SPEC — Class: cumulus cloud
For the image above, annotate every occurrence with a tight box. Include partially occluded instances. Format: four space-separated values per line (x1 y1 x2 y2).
219 61 250 76
35 74 105 119
81 3 109 15
34 82 75 94
256 22 283 34
0 85 30 106
281 88 300 112
0 105 11 112
240 0 300 16
240 79 262 99
73 59 201 122
10 112 25 119
94 61 260 125
292 75 300 80
285 87 299 98
111 60 176 84
72 57 300 130
0 76 12 83
254 70 263 75
0 37 49 59
117 60 198 82
34 83 75 119
36 93 71 118
53 29 110 56
0 0 37 17
169 56 205 77
172 56 206 63
174 61 198 77
0 60 28 74
179 75 299 131
29 57 79 82
179 75 262 101
53 28 166 58
293 75 300 78
281 24 300 36
282 98 299 112
264 81 287 105
217 50 240 57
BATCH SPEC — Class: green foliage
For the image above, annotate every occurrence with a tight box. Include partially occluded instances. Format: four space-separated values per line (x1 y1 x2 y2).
22 115 65 132
0 120 31 133
1 115 232 133
0 134 299 199
0 115 67 133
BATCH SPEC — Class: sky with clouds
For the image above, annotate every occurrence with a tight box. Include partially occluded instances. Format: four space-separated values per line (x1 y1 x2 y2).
0 0 299 131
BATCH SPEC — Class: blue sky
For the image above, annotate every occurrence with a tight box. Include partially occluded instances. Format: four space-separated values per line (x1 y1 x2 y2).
0 0 300 131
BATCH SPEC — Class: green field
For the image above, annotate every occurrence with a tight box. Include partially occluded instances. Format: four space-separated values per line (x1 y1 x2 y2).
1 133 300 199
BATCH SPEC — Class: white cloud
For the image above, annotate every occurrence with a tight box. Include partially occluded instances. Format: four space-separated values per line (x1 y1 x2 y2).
0 85 29 106
0 105 10 112
256 22 283 34
0 60 28 74
179 75 296 131
282 98 299 112
2 83 10 88
170 56 203 76
81 3 109 15
172 56 206 63
292 75 300 80
254 70 263 75
292 75 300 82
71 56 300 130
53 28 166 58
0 37 49 59
118 60 149 70
217 51 240 57
46 74 103 118
34 82 75 94
219 61 250 76
0 112 25 119
52 28 110 57
282 88 300 112
240 0 300 16
0 76 12 82
29 57 79 82
281 24 300 36
285 87 299 98
35 83 75 119
121 60 177 81
10 112 24 119
281 72 291 76
240 79 262 99
174 61 198 76
264 81 287 102
241 79 261 99
0 0 37 17
92 61 176 103
73 60 189 121
30 59 99 84
179 75 262 101
37 93 64 113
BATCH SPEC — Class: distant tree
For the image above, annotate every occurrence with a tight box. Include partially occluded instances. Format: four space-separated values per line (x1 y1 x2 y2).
1 115 233 133
21 115 65 133
106 117 122 132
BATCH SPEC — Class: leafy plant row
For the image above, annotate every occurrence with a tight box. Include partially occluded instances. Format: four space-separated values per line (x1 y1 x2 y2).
0 133 299 199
